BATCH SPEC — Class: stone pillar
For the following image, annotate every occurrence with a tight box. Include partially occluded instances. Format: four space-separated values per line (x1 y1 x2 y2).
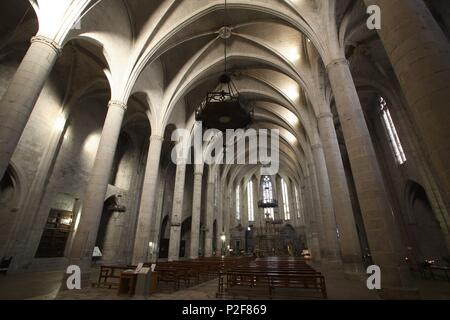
132 135 164 263
364 0 450 214
150 174 166 260
311 144 342 263
189 165 203 259
327 58 415 297
304 175 322 262
168 161 187 262
275 176 283 221
287 179 297 226
216 189 227 254
204 181 215 257
69 100 127 274
64 198 81 258
318 112 363 273
0 36 61 180
307 162 326 259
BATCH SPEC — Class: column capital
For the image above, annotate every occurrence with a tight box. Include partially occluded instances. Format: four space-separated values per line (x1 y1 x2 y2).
317 112 333 120
108 100 128 111
325 58 349 72
31 35 62 55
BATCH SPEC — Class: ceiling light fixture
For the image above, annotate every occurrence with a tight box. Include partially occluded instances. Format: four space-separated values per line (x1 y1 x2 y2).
195 0 253 132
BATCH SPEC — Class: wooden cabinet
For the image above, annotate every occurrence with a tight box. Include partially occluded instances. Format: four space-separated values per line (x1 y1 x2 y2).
35 209 73 258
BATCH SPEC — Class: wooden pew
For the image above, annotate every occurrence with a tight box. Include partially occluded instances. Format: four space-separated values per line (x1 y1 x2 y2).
216 257 327 299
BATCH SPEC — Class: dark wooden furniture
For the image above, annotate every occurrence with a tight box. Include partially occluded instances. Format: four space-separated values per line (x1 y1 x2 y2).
216 257 327 299
118 272 137 297
94 265 135 288
430 265 450 282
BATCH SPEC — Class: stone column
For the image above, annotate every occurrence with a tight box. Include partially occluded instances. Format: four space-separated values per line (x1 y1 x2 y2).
287 179 297 226
150 174 166 260
297 184 306 227
327 58 415 297
189 165 203 259
64 198 81 258
204 181 215 257
216 190 227 254
304 175 322 262
275 176 283 221
0 36 61 180
168 161 187 262
69 100 127 275
311 144 342 263
318 112 363 273
364 0 450 214
132 135 164 263
307 162 326 259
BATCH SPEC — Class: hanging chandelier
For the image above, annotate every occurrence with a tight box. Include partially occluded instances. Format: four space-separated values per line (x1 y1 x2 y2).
195 1 253 132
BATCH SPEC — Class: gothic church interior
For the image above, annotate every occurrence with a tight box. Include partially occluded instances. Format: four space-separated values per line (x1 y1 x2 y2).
0 0 449 300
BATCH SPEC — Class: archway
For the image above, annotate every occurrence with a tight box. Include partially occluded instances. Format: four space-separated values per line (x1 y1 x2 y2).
180 217 191 258
0 165 21 259
159 215 170 259
212 219 218 256
94 195 124 263
405 181 449 263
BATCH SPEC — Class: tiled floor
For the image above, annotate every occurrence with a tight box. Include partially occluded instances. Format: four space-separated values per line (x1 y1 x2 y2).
1 262 449 300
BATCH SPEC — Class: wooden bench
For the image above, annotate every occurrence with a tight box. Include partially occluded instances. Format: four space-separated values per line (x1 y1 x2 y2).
216 257 327 299
218 270 326 299
429 265 450 282
154 256 254 291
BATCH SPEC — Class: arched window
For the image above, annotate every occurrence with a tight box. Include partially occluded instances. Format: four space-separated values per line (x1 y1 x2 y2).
247 181 254 222
236 185 240 220
262 176 272 205
294 186 302 220
380 97 406 165
262 176 274 219
281 178 290 220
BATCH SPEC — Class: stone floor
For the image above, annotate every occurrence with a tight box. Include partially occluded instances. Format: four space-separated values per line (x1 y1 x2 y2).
0 262 449 300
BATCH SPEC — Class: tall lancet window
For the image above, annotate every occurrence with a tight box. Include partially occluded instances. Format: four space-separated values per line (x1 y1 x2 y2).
281 178 290 220
247 181 254 222
380 97 406 165
294 186 302 220
236 185 240 220
261 176 275 219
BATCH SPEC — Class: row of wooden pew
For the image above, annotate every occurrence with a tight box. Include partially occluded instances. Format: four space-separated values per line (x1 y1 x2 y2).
155 256 254 290
94 256 254 291
216 257 327 299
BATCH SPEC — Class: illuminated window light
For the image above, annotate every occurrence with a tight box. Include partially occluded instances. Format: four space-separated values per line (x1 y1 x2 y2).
380 97 406 165
247 180 254 222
